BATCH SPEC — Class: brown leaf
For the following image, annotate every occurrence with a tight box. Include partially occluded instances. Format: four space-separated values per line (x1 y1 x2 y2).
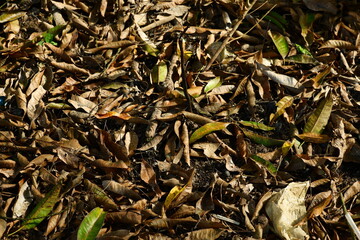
106 210 142 226
140 160 162 196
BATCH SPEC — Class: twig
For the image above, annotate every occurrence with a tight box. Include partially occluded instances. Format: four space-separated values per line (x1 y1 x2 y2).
204 0 257 71
141 15 176 32
179 37 193 112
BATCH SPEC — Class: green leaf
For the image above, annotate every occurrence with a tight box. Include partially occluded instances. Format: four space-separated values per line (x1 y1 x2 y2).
250 155 277 176
268 30 289 59
269 96 294 125
264 11 287 32
304 94 333 134
190 122 230 144
40 25 66 46
151 61 168 84
295 44 312 56
77 207 106 240
84 179 118 210
204 77 222 93
22 183 61 230
242 129 285 147
268 11 288 25
239 120 274 131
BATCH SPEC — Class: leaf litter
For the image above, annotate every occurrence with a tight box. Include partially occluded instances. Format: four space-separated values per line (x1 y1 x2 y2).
0 0 360 239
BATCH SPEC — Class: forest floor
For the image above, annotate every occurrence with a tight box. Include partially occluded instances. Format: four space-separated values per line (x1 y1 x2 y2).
0 0 360 239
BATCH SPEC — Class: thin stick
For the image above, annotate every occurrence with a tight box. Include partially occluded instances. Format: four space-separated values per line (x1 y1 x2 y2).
141 15 176 32
204 0 257 71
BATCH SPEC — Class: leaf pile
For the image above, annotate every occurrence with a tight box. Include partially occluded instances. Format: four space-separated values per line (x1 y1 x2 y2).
0 0 359 239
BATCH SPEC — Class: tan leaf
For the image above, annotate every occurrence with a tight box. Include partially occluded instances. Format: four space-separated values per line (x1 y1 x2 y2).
185 228 223 240
344 181 360 203
27 86 46 121
51 61 89 75
102 180 141 201
181 122 191 166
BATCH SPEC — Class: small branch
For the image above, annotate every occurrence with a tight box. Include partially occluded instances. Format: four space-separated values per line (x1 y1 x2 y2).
141 15 176 32
204 0 257 71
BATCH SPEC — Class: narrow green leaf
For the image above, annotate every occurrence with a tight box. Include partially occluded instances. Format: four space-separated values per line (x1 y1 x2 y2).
0 11 26 23
270 11 288 25
295 44 312 56
304 94 333 134
250 155 277 176
39 25 66 46
268 30 289 59
242 129 285 147
204 77 222 93
239 120 275 131
190 122 229 144
84 179 118 210
265 15 285 31
269 96 294 124
151 61 167 84
77 207 106 240
22 183 61 230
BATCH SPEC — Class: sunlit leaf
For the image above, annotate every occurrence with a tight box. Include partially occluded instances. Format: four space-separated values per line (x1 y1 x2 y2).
151 60 167 84
296 132 331 143
250 155 277 176
164 185 184 210
320 40 357 50
282 140 294 156
256 62 299 88
77 207 106 240
268 30 289 59
311 65 332 88
304 94 333 134
204 77 222 93
189 122 230 144
22 183 62 230
239 120 274 131
269 96 294 125
242 129 285 147
46 102 73 109
286 54 317 64
0 11 26 23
